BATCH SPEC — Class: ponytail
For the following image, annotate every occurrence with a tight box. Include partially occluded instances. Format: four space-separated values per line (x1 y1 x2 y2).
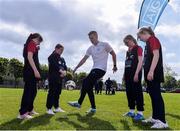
138 26 155 36
23 33 43 57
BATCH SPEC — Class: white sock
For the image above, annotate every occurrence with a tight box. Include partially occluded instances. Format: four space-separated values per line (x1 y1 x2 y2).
137 111 143 115
130 109 135 113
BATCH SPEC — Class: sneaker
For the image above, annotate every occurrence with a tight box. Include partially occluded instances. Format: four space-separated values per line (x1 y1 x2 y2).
142 117 158 124
46 109 55 115
54 107 66 113
68 101 81 108
17 114 33 120
123 112 135 117
28 110 39 115
151 120 168 129
134 113 145 121
86 108 96 114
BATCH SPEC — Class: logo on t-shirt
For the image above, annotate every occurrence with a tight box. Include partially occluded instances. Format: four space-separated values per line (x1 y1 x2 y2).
97 48 100 51
130 55 134 59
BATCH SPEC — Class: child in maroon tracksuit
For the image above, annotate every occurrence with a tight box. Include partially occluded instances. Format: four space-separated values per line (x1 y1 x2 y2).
18 33 43 119
138 27 168 129
123 35 144 121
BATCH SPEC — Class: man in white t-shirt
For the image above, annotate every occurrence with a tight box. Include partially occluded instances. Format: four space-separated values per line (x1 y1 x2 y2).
68 31 117 114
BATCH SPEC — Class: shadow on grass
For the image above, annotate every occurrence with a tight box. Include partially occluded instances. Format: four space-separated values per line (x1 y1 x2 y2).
56 112 116 130
131 119 173 130
120 119 131 130
0 114 53 130
166 113 180 120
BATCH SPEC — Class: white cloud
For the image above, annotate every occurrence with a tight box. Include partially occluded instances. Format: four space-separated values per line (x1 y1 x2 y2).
118 45 128 53
156 24 180 37
166 62 180 78
0 21 30 37
0 0 180 82
49 0 140 33
0 41 23 61
161 45 167 52
95 0 139 33
168 62 180 68
105 60 125 83
169 0 180 13
165 52 176 59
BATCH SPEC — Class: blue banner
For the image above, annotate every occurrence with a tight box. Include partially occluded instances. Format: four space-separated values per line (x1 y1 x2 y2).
138 0 169 30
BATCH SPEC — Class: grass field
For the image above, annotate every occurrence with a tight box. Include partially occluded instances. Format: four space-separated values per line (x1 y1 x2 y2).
0 88 180 130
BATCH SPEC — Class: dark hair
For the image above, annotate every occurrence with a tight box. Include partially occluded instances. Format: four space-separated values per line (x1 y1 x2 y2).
23 33 43 57
25 33 43 45
137 26 155 36
123 35 138 45
55 44 64 49
88 31 97 36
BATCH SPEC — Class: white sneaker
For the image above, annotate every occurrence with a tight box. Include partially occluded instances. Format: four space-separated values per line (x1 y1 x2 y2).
86 108 96 114
29 110 39 115
46 109 55 115
54 107 66 113
142 117 158 124
151 120 168 129
17 114 33 120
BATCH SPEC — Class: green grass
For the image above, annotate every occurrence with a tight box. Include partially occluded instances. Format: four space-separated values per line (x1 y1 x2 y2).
0 88 180 130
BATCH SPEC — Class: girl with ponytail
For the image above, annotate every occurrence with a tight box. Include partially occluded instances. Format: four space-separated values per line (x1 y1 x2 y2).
18 33 43 119
138 27 168 129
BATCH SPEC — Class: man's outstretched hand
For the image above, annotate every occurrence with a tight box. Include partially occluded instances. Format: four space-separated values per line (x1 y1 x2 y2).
113 66 118 73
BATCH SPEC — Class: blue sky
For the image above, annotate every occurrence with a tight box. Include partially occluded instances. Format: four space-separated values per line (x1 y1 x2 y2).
0 0 179 82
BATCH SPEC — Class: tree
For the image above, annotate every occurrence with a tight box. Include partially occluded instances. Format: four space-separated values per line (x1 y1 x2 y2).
67 67 73 73
142 80 147 88
164 65 178 77
121 80 125 89
9 58 23 87
0 57 9 84
112 79 118 90
163 75 177 90
74 72 87 89
177 79 180 88
40 64 48 80
65 67 74 81
66 71 73 81
163 65 178 90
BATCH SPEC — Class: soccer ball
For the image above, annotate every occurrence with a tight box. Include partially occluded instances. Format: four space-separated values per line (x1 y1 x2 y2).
65 80 76 90
59 69 66 77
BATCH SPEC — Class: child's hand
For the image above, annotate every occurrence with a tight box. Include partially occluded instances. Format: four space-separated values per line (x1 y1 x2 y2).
34 70 41 79
59 69 66 77
147 71 154 81
133 73 139 82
